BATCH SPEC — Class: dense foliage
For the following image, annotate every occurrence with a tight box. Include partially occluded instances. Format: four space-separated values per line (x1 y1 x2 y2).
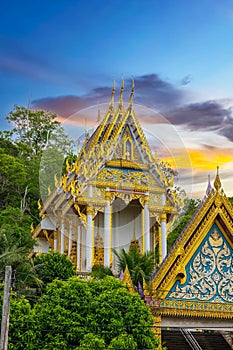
34 251 76 288
6 277 164 349
0 106 73 280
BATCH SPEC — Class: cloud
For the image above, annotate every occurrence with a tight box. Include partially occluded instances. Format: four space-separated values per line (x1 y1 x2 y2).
32 73 186 117
32 73 233 144
180 75 192 86
133 74 185 109
167 100 233 140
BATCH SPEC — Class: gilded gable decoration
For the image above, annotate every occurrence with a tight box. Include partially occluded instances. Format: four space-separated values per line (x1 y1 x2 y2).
149 168 233 323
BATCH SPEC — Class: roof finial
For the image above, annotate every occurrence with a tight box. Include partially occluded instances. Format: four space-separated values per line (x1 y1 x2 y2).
118 76 124 110
128 78 134 109
214 166 221 192
109 81 116 111
206 174 212 196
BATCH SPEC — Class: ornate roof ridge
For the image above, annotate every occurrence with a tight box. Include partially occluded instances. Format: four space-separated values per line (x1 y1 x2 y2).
151 168 233 298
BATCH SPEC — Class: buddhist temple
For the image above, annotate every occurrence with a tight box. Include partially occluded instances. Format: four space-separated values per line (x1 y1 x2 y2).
32 82 233 348
33 80 182 272
148 168 233 348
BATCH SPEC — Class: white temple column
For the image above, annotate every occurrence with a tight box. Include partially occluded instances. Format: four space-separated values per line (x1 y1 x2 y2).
68 220 73 256
53 231 57 252
142 194 150 253
77 226 81 271
86 206 94 271
161 213 167 261
104 195 112 267
144 202 150 252
60 218 65 254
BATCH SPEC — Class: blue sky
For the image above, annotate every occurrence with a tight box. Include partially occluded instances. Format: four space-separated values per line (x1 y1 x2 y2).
1 0 233 197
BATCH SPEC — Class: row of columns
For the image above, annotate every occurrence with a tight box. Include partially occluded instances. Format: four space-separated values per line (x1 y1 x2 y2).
53 191 168 272
53 218 82 271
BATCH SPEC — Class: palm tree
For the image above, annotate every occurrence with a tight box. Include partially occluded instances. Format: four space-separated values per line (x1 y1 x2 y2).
0 230 42 292
113 245 155 288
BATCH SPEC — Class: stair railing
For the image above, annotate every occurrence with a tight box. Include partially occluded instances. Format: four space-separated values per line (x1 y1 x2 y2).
180 328 203 350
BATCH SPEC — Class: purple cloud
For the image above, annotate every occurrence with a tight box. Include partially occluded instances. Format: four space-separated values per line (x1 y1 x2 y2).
167 100 233 141
31 73 233 142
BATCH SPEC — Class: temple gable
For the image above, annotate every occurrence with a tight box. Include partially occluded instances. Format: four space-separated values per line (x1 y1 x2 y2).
167 223 233 302
149 168 233 327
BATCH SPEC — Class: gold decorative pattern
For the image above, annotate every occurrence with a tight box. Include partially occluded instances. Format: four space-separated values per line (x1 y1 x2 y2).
122 265 135 293
150 299 233 319
93 231 104 265
151 171 233 323
74 204 86 225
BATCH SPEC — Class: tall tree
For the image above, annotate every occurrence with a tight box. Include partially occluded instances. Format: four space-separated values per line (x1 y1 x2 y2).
1 106 75 217
0 207 41 291
6 105 72 156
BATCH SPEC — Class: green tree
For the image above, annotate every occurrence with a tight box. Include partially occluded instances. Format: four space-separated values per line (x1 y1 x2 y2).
0 149 28 210
6 105 72 156
33 251 76 288
0 286 40 348
90 264 113 279
108 334 137 349
113 245 155 288
34 251 76 287
30 277 162 349
0 207 41 292
79 333 106 349
7 296 37 350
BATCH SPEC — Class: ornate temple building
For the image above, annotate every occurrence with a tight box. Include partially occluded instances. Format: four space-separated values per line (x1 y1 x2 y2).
33 81 181 272
148 169 233 347
33 82 233 347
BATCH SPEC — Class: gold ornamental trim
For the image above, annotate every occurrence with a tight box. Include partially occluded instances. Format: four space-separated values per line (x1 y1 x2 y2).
149 299 233 320
89 180 166 194
75 197 108 207
105 159 149 170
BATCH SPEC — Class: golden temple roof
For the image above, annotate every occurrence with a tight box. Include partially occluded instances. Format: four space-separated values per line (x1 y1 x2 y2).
150 168 233 319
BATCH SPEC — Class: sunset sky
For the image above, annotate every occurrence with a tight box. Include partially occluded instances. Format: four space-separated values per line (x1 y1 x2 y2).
1 0 233 198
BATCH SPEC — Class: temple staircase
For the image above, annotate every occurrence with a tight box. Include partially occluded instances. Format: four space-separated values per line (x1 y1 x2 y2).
162 329 232 350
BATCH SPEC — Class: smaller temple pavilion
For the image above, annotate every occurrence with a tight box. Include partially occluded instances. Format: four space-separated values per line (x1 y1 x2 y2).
148 168 233 342
33 80 182 272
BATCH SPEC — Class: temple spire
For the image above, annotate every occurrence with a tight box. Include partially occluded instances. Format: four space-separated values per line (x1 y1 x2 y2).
214 166 221 192
118 77 124 110
206 174 212 196
128 79 134 109
109 81 116 112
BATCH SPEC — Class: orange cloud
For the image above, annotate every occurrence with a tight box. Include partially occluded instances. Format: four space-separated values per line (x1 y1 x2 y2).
161 147 233 173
